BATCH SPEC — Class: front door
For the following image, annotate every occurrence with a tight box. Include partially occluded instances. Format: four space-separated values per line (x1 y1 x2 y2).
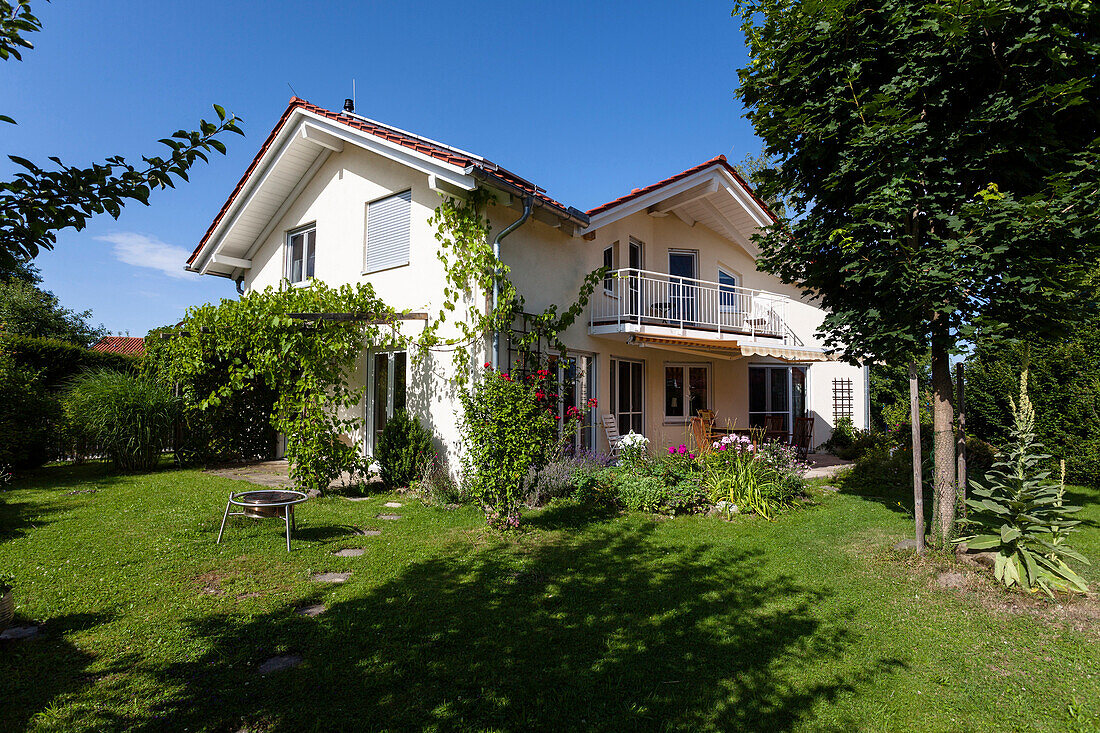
669 250 697 324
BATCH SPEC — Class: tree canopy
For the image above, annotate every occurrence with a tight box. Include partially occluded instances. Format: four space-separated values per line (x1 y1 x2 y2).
735 0 1100 544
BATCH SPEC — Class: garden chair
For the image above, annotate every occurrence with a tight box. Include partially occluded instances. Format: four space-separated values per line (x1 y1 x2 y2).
696 409 715 422
690 417 714 456
601 413 623 458
763 415 788 442
792 416 815 460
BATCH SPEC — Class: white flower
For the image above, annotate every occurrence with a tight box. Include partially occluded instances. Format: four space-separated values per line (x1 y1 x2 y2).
619 431 649 449
367 461 382 477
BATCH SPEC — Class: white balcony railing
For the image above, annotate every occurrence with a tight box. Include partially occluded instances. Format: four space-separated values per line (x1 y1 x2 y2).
590 268 793 342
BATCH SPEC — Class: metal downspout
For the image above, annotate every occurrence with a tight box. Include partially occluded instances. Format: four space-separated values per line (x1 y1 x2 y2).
491 194 534 370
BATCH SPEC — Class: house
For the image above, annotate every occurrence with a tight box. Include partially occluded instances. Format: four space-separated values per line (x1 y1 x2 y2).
91 336 146 357
186 97 869 463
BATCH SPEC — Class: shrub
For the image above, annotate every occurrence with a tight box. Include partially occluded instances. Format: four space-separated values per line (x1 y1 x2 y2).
375 410 433 490
524 459 578 507
572 466 618 506
821 416 889 460
0 347 58 469
958 370 1090 596
615 475 667 512
63 370 177 472
460 364 584 528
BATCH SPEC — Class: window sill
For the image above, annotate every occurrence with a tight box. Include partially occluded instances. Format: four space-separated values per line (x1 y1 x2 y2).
362 261 410 276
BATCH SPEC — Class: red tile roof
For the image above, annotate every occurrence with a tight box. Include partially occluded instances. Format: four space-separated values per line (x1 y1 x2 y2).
91 336 146 357
585 154 779 223
189 98 580 265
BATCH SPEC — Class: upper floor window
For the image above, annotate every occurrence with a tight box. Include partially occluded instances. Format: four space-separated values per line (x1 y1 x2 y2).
364 189 412 273
286 225 316 284
602 245 615 292
718 268 740 312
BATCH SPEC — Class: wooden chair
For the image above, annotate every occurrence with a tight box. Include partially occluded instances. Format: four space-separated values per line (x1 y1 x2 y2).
792 416 815 460
763 415 788 442
690 417 714 456
601 413 623 458
696 409 715 422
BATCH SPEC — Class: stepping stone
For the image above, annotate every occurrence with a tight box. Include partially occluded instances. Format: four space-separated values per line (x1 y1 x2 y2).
377 514 402 521
310 572 351 583
359 529 382 536
0 625 39 641
383 501 403 508
258 654 302 675
333 548 365 557
295 603 326 618
344 496 372 502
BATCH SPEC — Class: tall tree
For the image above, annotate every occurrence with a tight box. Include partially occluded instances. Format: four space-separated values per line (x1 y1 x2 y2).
0 278 105 346
0 1 243 272
735 0 1100 546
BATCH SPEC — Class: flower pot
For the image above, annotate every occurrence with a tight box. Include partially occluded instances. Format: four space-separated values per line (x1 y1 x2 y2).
0 588 13 632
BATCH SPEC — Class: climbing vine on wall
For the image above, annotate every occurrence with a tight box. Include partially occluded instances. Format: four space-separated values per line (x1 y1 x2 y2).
421 192 606 384
146 281 406 492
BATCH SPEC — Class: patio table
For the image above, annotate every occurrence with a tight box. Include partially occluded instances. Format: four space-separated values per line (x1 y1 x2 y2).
216 489 308 552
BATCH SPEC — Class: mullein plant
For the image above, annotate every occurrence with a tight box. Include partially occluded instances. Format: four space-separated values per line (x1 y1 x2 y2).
958 369 1090 597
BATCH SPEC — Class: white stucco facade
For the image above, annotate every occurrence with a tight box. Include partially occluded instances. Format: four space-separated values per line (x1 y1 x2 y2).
188 99 868 465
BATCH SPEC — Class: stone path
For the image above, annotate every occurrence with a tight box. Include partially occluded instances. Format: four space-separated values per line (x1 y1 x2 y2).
295 603 326 618
258 654 302 675
0 625 39 641
310 572 351 583
333 548 365 557
383 501 402 508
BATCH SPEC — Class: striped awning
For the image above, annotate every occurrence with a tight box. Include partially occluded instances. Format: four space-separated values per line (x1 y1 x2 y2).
629 334 834 362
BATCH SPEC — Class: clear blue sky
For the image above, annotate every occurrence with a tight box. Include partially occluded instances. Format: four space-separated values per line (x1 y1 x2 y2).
4 0 762 336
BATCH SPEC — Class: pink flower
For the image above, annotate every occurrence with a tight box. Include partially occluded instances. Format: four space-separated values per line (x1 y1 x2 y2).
689 453 695 460
678 445 687 455
668 446 676 455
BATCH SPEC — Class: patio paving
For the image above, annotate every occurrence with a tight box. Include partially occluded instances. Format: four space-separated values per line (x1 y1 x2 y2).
804 452 854 479
205 460 375 491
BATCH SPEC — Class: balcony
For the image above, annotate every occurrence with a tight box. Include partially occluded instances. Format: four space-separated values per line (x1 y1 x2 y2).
589 268 796 345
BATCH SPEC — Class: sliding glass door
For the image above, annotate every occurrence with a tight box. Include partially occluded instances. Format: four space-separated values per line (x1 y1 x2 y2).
611 358 644 435
748 365 807 432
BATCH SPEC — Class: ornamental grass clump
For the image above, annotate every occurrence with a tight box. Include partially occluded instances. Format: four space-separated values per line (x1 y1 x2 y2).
63 370 177 472
958 369 1091 597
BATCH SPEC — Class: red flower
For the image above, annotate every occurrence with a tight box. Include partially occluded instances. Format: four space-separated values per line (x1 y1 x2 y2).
586 397 598 408
500 373 512 382
483 362 491 369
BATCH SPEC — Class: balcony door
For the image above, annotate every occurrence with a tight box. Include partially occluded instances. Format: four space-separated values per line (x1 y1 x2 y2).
627 239 643 317
668 250 697 324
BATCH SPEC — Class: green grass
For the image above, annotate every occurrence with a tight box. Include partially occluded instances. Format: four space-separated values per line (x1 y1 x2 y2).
1 464 1098 732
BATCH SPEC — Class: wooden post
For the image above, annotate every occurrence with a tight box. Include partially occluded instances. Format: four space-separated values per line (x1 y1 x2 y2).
956 361 967 518
910 361 925 552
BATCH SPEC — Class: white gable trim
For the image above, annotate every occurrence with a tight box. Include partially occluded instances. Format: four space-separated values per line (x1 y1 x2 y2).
191 108 477 275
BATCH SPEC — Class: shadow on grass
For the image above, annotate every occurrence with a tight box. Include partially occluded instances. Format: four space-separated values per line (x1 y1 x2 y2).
132 519 904 731
0 612 112 731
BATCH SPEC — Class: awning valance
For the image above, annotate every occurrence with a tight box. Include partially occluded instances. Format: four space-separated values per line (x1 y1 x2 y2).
629 334 834 362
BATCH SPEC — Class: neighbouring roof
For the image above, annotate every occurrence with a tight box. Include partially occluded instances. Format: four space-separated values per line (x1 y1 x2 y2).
187 97 588 267
585 154 779 222
91 336 146 357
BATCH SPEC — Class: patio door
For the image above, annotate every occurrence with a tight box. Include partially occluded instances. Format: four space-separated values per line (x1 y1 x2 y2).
611 358 644 436
748 365 807 433
549 353 597 453
367 350 407 453
669 250 697 324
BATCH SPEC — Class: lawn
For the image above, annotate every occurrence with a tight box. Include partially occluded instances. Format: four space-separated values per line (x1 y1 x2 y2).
0 464 1097 732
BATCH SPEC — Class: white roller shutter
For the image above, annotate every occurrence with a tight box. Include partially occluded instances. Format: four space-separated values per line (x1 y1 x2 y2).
365 189 412 272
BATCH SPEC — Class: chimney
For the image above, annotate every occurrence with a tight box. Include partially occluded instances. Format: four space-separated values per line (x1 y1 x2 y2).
343 98 354 113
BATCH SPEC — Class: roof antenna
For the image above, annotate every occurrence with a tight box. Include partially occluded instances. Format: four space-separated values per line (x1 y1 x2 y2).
287 82 299 98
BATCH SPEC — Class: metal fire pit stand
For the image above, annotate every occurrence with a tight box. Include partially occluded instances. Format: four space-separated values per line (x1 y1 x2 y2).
216 490 309 552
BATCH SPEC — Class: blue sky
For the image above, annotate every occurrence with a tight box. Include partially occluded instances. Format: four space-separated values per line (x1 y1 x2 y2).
4 0 762 336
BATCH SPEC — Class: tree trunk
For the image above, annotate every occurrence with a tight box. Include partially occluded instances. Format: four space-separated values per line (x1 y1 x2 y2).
929 334 957 547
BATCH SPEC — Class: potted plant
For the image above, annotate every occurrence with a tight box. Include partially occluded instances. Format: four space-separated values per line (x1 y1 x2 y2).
0 573 13 632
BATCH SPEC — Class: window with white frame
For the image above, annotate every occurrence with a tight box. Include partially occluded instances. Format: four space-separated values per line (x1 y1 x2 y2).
364 189 412 273
748 365 807 432
286 225 316 284
718 268 740 312
665 363 709 420
367 350 407 452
